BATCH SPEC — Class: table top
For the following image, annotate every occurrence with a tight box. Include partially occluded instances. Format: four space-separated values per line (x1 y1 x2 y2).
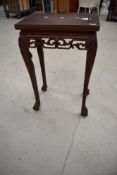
15 12 100 32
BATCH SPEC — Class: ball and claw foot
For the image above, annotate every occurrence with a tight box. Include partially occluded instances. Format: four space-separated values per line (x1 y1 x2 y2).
81 106 88 117
41 85 47 92
33 102 40 111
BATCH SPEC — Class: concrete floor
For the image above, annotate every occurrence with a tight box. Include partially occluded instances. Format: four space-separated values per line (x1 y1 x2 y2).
0 10 117 175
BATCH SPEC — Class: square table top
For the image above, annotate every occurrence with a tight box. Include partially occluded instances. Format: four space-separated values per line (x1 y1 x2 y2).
15 12 100 32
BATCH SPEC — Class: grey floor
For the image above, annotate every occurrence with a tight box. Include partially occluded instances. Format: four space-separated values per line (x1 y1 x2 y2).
0 9 117 175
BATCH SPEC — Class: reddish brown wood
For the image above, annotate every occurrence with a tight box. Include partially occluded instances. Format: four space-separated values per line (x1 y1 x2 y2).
19 36 40 110
15 12 100 117
69 0 78 12
53 0 78 13
81 39 97 117
36 41 47 91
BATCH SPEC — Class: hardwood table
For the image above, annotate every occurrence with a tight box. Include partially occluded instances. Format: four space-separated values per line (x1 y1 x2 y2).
15 12 100 117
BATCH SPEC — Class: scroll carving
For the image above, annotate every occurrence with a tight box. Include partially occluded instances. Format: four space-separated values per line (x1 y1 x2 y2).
29 38 86 50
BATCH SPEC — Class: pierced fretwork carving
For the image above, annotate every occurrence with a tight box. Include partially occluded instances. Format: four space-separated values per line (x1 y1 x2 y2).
29 38 86 50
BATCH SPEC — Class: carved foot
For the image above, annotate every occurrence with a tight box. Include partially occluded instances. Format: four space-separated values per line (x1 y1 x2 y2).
41 85 47 91
81 106 88 117
86 88 90 96
33 101 40 111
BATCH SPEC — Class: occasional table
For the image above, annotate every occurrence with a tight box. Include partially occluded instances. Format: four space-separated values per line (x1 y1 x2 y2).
15 12 100 117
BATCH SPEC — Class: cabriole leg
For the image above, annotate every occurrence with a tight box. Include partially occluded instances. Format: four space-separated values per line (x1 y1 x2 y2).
81 39 97 117
37 42 47 91
19 36 40 111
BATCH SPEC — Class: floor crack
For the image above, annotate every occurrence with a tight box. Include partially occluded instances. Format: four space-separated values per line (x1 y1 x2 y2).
60 116 81 175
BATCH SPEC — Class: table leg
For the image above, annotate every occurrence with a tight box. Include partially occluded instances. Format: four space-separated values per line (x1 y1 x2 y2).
19 36 40 111
36 43 47 91
81 39 97 117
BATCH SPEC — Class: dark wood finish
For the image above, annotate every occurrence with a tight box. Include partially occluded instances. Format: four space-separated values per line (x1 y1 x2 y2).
36 41 47 91
15 12 100 117
19 36 40 110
